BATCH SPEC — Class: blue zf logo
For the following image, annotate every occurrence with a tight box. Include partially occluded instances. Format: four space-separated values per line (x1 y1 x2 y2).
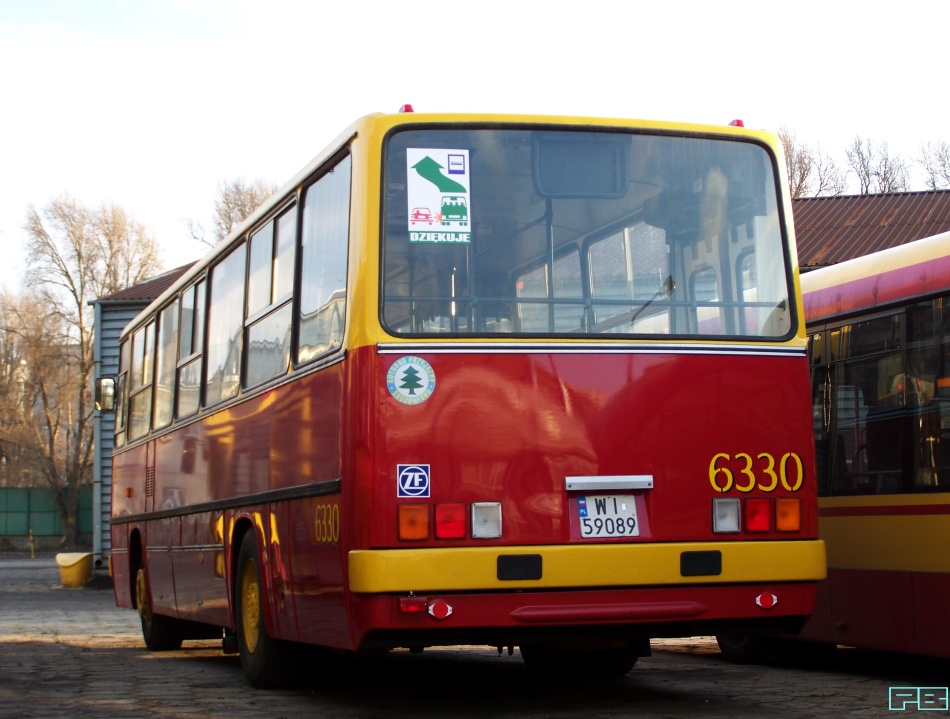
889 687 949 711
397 464 430 498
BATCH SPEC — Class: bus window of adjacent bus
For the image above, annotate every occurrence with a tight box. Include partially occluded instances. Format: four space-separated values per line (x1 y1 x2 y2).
382 128 791 340
298 155 351 363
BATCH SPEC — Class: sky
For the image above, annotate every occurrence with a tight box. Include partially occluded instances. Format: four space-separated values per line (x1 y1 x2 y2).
1 0 948 292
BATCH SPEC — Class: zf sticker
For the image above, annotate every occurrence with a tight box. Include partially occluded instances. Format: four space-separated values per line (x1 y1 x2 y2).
387 356 436 405
398 464 431 498
406 148 471 244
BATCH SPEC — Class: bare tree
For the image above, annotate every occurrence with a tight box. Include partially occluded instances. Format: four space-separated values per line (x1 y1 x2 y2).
8 195 162 547
846 136 909 194
187 178 278 248
918 141 950 190
778 128 846 198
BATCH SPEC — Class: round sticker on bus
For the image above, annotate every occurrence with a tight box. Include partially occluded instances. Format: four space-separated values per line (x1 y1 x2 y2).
387 356 436 405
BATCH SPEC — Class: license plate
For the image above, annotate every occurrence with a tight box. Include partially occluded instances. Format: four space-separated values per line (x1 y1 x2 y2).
578 495 639 538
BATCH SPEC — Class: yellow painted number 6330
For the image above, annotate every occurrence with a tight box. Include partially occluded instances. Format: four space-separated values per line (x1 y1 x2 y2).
708 452 804 493
314 503 341 543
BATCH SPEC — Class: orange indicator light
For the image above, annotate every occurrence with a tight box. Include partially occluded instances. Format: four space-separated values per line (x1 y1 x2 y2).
398 504 429 540
775 498 801 532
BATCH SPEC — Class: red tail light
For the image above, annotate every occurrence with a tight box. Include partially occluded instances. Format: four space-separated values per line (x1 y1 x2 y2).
435 503 466 539
744 498 771 532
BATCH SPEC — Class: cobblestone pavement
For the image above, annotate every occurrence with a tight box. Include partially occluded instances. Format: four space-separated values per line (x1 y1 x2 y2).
1 554 947 718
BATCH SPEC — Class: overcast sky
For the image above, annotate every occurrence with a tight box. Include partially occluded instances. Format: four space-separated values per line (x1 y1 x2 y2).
1 0 947 292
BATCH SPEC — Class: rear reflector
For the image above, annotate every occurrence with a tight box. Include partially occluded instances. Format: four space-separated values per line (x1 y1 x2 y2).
435 503 466 539
398 504 429 540
399 595 427 613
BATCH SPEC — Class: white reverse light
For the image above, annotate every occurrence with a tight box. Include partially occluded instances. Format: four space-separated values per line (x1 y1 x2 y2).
471 502 502 539
713 498 741 533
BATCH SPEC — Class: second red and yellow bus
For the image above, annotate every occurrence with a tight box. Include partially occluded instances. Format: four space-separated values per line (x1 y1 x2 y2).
719 230 950 662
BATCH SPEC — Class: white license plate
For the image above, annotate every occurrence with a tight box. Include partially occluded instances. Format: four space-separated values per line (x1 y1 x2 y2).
578 495 640 538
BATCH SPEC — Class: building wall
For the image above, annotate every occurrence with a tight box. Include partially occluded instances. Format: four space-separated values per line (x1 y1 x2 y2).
92 299 148 564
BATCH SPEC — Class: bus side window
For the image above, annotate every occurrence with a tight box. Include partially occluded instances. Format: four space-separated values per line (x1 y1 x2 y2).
298 154 351 363
245 206 295 388
115 339 130 448
205 244 247 406
177 281 205 418
128 321 155 441
153 299 179 429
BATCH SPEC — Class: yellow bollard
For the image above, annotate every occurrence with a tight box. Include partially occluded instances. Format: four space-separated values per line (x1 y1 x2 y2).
29 529 35 559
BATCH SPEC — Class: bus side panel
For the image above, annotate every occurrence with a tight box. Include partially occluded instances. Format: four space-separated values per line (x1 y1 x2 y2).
288 496 349 648
172 510 229 627
913 572 950 658
146 516 181 618
793 574 834 645
829 568 915 653
259 502 298 642
110 527 132 609
272 363 348 648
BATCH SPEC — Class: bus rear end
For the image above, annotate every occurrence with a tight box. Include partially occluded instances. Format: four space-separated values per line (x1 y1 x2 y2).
345 115 825 674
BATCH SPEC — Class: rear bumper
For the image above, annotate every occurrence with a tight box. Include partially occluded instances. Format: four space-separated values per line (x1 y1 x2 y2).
351 582 818 651
349 539 827 593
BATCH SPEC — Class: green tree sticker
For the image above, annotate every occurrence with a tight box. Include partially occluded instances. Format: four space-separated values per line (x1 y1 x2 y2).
399 365 425 395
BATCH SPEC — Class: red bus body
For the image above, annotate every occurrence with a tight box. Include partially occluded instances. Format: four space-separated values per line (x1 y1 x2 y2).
798 231 950 658
109 112 825 684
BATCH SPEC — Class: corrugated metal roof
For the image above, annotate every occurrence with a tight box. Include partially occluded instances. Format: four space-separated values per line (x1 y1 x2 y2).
793 190 950 268
93 262 195 303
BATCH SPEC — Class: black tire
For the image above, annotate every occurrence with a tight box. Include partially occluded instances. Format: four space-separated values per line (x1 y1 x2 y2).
715 633 768 664
135 566 184 651
235 531 295 688
520 639 645 678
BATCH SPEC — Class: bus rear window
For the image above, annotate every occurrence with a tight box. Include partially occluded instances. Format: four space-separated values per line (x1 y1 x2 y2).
382 128 791 339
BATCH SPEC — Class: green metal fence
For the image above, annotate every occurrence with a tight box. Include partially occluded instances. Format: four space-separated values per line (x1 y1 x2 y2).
0 487 92 537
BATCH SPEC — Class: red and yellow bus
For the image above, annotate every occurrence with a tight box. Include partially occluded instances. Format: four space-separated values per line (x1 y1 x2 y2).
109 110 825 687
718 231 950 662
797 232 950 658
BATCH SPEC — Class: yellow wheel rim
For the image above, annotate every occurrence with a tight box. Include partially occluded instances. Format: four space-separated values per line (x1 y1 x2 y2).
240 559 261 654
135 568 152 625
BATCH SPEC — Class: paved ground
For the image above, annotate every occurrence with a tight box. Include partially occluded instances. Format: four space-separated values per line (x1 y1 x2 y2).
1 553 947 718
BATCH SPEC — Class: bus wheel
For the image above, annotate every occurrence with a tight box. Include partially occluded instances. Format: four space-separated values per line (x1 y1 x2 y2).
235 532 294 688
520 639 645 678
135 567 183 651
715 634 767 664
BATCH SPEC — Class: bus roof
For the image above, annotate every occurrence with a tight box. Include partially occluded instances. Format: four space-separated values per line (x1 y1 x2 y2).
800 230 950 324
